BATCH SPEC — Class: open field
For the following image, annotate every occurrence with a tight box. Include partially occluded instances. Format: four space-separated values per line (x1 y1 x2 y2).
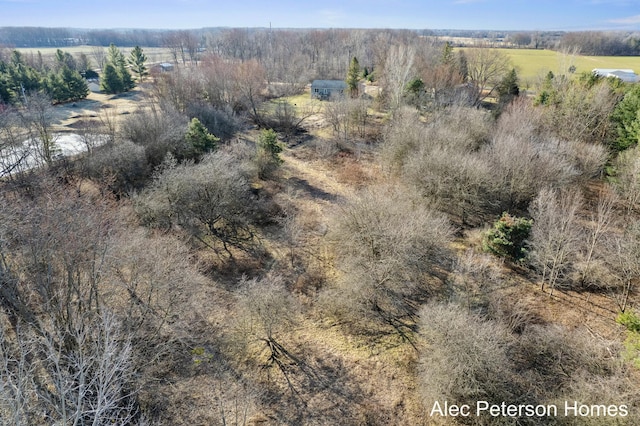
13 45 175 65
461 47 640 87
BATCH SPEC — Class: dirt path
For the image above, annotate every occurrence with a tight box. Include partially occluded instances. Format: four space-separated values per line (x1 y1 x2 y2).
282 149 353 202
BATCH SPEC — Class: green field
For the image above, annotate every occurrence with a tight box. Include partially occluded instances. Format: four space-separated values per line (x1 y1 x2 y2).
463 48 640 89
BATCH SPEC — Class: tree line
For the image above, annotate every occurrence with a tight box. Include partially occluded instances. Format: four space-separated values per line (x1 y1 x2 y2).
0 49 88 104
0 43 150 105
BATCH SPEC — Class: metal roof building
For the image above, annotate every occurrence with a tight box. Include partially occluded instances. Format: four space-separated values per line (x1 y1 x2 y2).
592 68 639 83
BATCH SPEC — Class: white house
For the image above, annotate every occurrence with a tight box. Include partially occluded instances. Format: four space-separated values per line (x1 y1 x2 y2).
592 68 639 83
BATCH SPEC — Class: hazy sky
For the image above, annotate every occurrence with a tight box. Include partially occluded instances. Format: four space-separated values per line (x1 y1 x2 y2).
1 0 639 31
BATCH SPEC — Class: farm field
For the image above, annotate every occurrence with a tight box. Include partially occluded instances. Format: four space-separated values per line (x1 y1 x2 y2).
462 47 640 87
13 45 174 65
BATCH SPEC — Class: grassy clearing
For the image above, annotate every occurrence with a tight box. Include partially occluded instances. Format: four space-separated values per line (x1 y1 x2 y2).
49 88 148 132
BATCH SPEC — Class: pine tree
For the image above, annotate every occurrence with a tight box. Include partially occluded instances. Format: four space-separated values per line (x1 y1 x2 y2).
100 63 123 94
102 44 134 93
442 41 455 64
497 68 519 106
346 56 361 98
256 128 283 178
128 46 148 82
612 84 640 152
118 61 135 91
107 43 124 68
185 117 219 159
45 72 67 103
0 74 15 104
60 66 89 101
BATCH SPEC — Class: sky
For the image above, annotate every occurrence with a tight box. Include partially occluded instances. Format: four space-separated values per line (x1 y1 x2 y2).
1 0 640 31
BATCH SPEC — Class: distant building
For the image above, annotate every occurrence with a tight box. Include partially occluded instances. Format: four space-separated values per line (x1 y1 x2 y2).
592 68 639 83
87 79 101 93
158 62 175 72
151 62 175 74
311 80 347 100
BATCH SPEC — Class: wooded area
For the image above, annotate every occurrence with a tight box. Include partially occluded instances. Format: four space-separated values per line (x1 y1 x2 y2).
1 27 640 425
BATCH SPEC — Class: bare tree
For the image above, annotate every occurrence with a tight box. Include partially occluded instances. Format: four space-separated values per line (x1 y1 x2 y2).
91 46 106 70
464 46 511 105
231 274 300 389
418 303 515 415
0 183 145 425
82 140 149 196
134 146 261 258
448 249 503 312
38 311 138 425
120 103 188 166
613 146 640 215
0 322 37 426
323 97 371 142
75 119 105 154
528 188 583 295
233 59 267 122
386 107 490 220
607 222 640 312
0 106 30 179
485 99 607 210
164 30 200 65
576 190 617 288
541 76 621 145
325 186 452 339
263 99 320 137
381 44 415 111
19 93 58 166
0 310 139 426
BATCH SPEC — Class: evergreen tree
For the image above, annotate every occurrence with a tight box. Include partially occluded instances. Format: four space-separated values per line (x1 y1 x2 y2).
457 50 469 81
535 71 557 106
258 128 282 163
128 46 148 82
54 49 76 71
442 41 455 64
60 66 89 101
102 43 134 93
118 61 135 91
45 72 67 102
0 49 88 105
107 43 125 68
346 56 361 98
612 84 640 152
256 128 283 178
100 63 123 94
0 73 15 104
496 68 519 107
185 117 219 159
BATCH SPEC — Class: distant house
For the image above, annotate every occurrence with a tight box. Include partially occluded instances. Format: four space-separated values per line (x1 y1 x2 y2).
158 62 175 72
311 80 347 100
151 62 175 74
592 68 639 83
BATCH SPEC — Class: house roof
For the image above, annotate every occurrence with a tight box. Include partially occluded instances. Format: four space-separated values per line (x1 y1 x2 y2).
592 68 639 83
311 80 347 89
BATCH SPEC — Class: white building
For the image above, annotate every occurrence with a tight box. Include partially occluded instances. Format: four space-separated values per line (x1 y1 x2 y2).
592 68 639 83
